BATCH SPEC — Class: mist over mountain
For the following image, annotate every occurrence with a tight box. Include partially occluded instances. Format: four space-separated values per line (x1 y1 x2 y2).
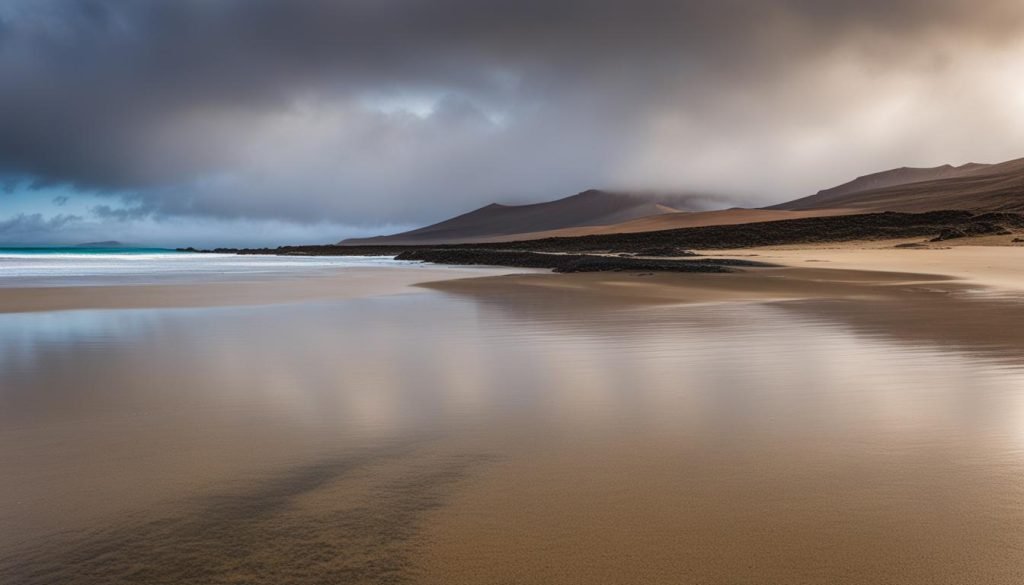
348 156 1024 244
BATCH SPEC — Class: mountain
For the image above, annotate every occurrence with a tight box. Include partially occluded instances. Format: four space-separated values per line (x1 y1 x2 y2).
341 190 722 245
342 157 1024 246
771 158 1024 212
476 208 855 241
769 163 987 211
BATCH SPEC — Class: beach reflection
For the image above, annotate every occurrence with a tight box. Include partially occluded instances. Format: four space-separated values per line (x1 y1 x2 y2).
3 289 1024 584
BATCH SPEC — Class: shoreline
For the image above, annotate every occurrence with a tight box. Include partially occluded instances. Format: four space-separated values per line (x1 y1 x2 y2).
187 209 1024 258
0 266 527 314
419 245 1024 308
146 207 1024 305
1 245 1022 315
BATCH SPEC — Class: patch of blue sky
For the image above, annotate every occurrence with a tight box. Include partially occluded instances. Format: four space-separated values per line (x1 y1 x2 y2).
0 183 108 218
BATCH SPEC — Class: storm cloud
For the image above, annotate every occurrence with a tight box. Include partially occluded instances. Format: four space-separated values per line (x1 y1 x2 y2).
1 0 1023 241
0 212 82 240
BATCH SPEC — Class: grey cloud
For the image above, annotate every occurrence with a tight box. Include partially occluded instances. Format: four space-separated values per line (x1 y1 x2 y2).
1 0 1023 228
91 204 151 222
0 212 82 239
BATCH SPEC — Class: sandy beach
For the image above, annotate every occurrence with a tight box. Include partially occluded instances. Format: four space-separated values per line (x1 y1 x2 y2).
7 3 1024 582
421 244 1024 302
0 265 522 314
716 243 1024 291
4 245 1024 584
417 245 1024 584
3 245 1022 315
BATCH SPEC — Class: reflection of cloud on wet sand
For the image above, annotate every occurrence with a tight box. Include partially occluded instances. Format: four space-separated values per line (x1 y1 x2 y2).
424 270 1024 368
6 281 1024 584
1 444 492 585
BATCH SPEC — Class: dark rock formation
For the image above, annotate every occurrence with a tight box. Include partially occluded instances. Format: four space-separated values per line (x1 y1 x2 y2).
187 211 1024 269
931 221 1013 241
634 246 698 257
393 249 773 273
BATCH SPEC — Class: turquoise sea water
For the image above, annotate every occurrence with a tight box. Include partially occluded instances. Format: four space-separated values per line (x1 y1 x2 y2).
0 248 409 286
0 246 179 255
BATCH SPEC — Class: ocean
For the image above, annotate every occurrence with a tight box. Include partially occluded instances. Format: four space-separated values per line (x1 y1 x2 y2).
0 247 411 286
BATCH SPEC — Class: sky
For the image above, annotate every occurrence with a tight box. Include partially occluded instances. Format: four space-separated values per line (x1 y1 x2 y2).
1 0 1023 247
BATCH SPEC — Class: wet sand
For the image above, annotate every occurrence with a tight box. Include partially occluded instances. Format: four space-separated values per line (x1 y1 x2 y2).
4 248 1024 584
6 246 996 316
413 250 1024 584
0 265 522 314
422 245 1024 302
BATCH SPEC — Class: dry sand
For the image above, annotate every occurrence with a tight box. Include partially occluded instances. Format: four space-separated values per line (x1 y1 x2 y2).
710 243 1024 292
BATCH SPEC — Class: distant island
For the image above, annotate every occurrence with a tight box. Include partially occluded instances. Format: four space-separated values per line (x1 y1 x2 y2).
76 241 128 248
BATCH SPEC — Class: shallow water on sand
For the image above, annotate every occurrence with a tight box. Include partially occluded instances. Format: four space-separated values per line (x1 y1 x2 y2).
2 283 1024 584
0 250 414 286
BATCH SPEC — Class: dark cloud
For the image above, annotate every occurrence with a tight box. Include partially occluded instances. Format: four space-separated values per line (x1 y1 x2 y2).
0 212 82 239
91 204 150 222
1 0 1023 229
